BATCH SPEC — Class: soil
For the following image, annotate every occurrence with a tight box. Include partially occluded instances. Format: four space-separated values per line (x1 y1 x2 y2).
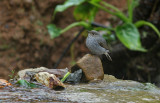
0 0 126 79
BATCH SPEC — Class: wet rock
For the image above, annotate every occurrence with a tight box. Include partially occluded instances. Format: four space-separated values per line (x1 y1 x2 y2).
15 67 68 89
75 54 104 82
1 74 160 102
16 67 68 81
0 79 12 88
43 68 68 79
16 67 48 80
65 69 82 84
35 72 65 89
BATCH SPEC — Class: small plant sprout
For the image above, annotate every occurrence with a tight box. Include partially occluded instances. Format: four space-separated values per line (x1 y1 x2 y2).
61 72 71 83
8 69 15 79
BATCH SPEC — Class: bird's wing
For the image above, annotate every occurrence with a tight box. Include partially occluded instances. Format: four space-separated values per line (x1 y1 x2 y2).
96 36 109 50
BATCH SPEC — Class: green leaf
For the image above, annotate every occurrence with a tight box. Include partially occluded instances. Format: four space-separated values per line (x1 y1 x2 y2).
53 0 86 17
47 24 61 39
103 34 116 43
91 0 102 2
73 3 99 22
16 80 37 88
128 0 139 22
116 23 147 52
134 20 160 37
60 21 91 34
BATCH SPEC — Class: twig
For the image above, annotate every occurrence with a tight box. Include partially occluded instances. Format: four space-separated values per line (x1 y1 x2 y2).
149 0 159 20
91 22 115 32
91 22 108 28
53 27 85 68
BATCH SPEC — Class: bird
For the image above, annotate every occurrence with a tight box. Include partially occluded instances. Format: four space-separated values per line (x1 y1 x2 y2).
86 30 112 61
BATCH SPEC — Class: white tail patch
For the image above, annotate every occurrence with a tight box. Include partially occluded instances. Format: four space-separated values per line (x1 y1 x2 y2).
105 52 112 61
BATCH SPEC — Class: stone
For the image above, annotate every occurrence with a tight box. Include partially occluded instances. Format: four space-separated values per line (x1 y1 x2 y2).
65 69 82 84
16 67 68 81
1 74 160 102
76 54 104 82
16 67 48 80
35 72 65 89
0 79 12 88
43 68 68 79
15 67 68 89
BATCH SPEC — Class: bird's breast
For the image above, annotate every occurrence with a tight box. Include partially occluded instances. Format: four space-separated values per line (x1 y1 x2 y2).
86 37 105 55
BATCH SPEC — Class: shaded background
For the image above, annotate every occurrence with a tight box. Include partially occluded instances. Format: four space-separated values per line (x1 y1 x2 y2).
0 0 160 86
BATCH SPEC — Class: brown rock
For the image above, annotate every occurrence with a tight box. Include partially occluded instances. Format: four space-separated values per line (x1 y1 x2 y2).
0 79 12 88
43 68 68 79
16 67 48 80
16 67 68 81
76 54 104 82
35 72 65 89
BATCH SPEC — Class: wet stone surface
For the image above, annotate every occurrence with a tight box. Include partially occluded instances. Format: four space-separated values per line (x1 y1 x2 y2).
0 75 160 102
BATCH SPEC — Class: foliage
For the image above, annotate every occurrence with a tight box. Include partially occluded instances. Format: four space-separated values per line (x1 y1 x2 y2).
8 70 15 79
48 0 160 52
47 24 61 39
16 80 37 88
53 0 86 18
134 20 160 37
116 23 146 51
47 21 90 39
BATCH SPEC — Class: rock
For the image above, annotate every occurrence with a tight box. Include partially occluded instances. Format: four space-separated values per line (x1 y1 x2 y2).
16 67 68 81
15 67 68 89
1 74 160 102
16 67 48 80
65 69 82 84
75 54 104 82
35 72 65 89
103 74 118 82
0 79 12 88
43 68 68 79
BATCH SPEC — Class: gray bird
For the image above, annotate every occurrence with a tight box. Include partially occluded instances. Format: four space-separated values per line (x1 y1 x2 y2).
86 30 112 61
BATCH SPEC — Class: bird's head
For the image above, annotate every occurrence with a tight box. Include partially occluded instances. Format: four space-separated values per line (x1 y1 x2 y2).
87 30 100 37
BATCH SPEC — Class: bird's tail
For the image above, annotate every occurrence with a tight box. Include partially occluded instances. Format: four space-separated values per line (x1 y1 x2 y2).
104 52 112 61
